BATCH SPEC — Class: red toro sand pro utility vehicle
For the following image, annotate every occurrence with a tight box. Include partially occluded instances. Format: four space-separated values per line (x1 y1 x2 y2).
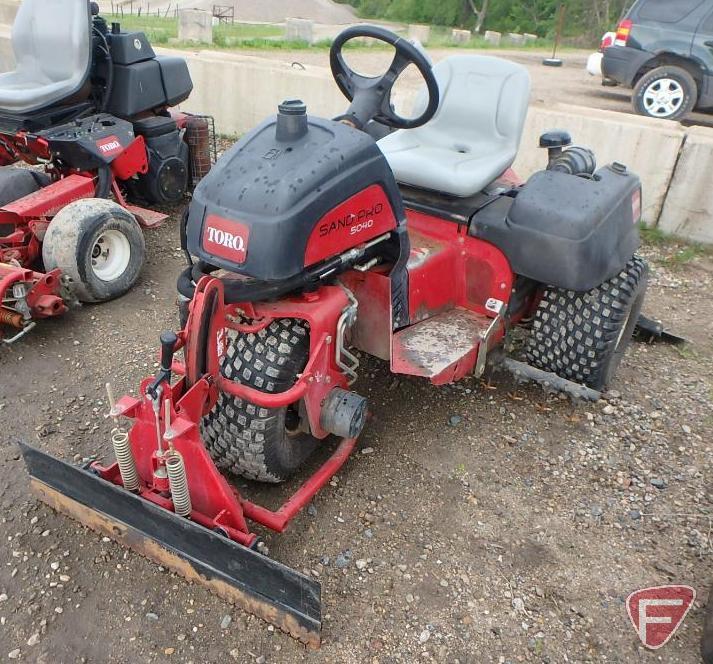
21 26 675 647
0 0 212 342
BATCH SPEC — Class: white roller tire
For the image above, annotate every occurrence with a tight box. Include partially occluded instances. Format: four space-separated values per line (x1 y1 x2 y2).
42 198 145 303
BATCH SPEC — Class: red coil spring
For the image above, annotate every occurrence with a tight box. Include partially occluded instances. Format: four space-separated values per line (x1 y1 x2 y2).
0 307 23 329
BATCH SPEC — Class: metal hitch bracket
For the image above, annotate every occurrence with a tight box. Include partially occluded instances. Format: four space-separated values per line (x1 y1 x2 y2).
475 298 505 378
19 442 322 648
498 357 601 402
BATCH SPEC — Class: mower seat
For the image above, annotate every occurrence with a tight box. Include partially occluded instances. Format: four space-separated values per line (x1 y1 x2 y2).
0 0 92 114
379 55 531 198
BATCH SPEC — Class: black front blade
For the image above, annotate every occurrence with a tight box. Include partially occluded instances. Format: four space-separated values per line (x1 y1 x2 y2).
19 442 321 647
635 314 687 345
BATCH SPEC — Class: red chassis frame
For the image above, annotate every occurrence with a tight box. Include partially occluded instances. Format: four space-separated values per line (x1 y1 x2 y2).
0 117 187 338
89 202 535 550
94 276 357 546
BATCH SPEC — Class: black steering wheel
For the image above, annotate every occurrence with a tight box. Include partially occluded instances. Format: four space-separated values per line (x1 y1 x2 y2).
330 25 440 130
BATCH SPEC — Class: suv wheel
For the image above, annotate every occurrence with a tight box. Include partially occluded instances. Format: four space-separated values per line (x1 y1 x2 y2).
633 65 697 120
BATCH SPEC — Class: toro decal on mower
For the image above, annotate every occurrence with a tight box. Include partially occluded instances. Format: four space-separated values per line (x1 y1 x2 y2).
202 214 250 263
96 135 124 157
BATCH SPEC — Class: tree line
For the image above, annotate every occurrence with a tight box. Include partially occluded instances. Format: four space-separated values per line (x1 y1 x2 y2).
339 0 633 40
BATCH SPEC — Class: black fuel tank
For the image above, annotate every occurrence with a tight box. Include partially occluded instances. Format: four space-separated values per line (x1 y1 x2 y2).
185 101 405 281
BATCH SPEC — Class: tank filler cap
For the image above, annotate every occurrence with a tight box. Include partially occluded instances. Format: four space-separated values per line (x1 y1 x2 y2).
276 99 308 142
279 99 307 115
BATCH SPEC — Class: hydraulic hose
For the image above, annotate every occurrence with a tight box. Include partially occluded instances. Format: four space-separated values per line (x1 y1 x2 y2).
178 260 333 304
95 165 112 198
92 24 114 112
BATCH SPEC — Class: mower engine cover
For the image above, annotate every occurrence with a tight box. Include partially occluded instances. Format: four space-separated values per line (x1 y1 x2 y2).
185 101 405 281
130 116 189 205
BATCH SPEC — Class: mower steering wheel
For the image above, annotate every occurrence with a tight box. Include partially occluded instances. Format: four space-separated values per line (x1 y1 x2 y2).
330 25 440 130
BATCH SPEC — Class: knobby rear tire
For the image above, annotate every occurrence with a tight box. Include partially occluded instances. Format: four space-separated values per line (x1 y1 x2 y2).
525 255 648 391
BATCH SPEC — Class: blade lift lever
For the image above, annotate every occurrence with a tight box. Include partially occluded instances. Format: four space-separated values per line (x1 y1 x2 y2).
147 330 179 400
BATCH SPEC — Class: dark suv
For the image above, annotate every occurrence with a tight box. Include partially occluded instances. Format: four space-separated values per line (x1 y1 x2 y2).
602 0 713 120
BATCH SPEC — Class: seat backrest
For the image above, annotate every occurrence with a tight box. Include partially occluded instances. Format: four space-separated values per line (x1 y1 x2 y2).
12 0 91 84
417 54 531 153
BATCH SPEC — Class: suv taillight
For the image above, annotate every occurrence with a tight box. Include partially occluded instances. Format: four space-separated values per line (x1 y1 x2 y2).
615 19 632 46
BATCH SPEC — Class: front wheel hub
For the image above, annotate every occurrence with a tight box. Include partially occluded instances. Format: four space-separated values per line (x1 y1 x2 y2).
90 230 131 281
319 388 368 439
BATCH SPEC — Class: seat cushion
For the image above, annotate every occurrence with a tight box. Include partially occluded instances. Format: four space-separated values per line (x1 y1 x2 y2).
0 71 73 107
379 55 531 198
381 136 518 198
0 0 91 113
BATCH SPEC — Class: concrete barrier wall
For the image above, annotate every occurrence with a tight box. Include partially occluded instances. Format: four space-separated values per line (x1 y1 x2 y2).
0 0 18 26
658 127 713 243
169 49 346 135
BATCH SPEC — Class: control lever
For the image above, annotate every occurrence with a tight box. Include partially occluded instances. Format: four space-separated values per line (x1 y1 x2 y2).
147 331 179 399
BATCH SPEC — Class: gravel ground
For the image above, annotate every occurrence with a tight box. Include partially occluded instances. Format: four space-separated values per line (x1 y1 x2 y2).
1 210 712 663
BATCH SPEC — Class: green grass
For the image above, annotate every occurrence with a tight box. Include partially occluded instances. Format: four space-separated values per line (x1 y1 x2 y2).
112 19 398 51
639 222 670 246
109 14 178 44
665 244 707 266
213 22 284 48
212 37 334 50
106 14 557 52
674 343 699 360
106 14 282 47
639 222 711 267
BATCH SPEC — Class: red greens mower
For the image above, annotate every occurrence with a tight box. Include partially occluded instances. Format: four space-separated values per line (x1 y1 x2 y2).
20 26 678 647
0 0 213 343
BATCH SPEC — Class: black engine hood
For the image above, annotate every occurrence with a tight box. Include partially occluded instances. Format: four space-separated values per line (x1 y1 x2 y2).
185 111 404 281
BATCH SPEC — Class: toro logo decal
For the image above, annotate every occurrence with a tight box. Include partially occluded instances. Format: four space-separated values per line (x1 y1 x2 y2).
96 135 123 157
202 214 250 264
304 184 397 266
626 585 695 649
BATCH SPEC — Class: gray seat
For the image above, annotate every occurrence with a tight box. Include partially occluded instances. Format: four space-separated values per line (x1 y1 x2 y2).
379 55 531 198
0 0 92 113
